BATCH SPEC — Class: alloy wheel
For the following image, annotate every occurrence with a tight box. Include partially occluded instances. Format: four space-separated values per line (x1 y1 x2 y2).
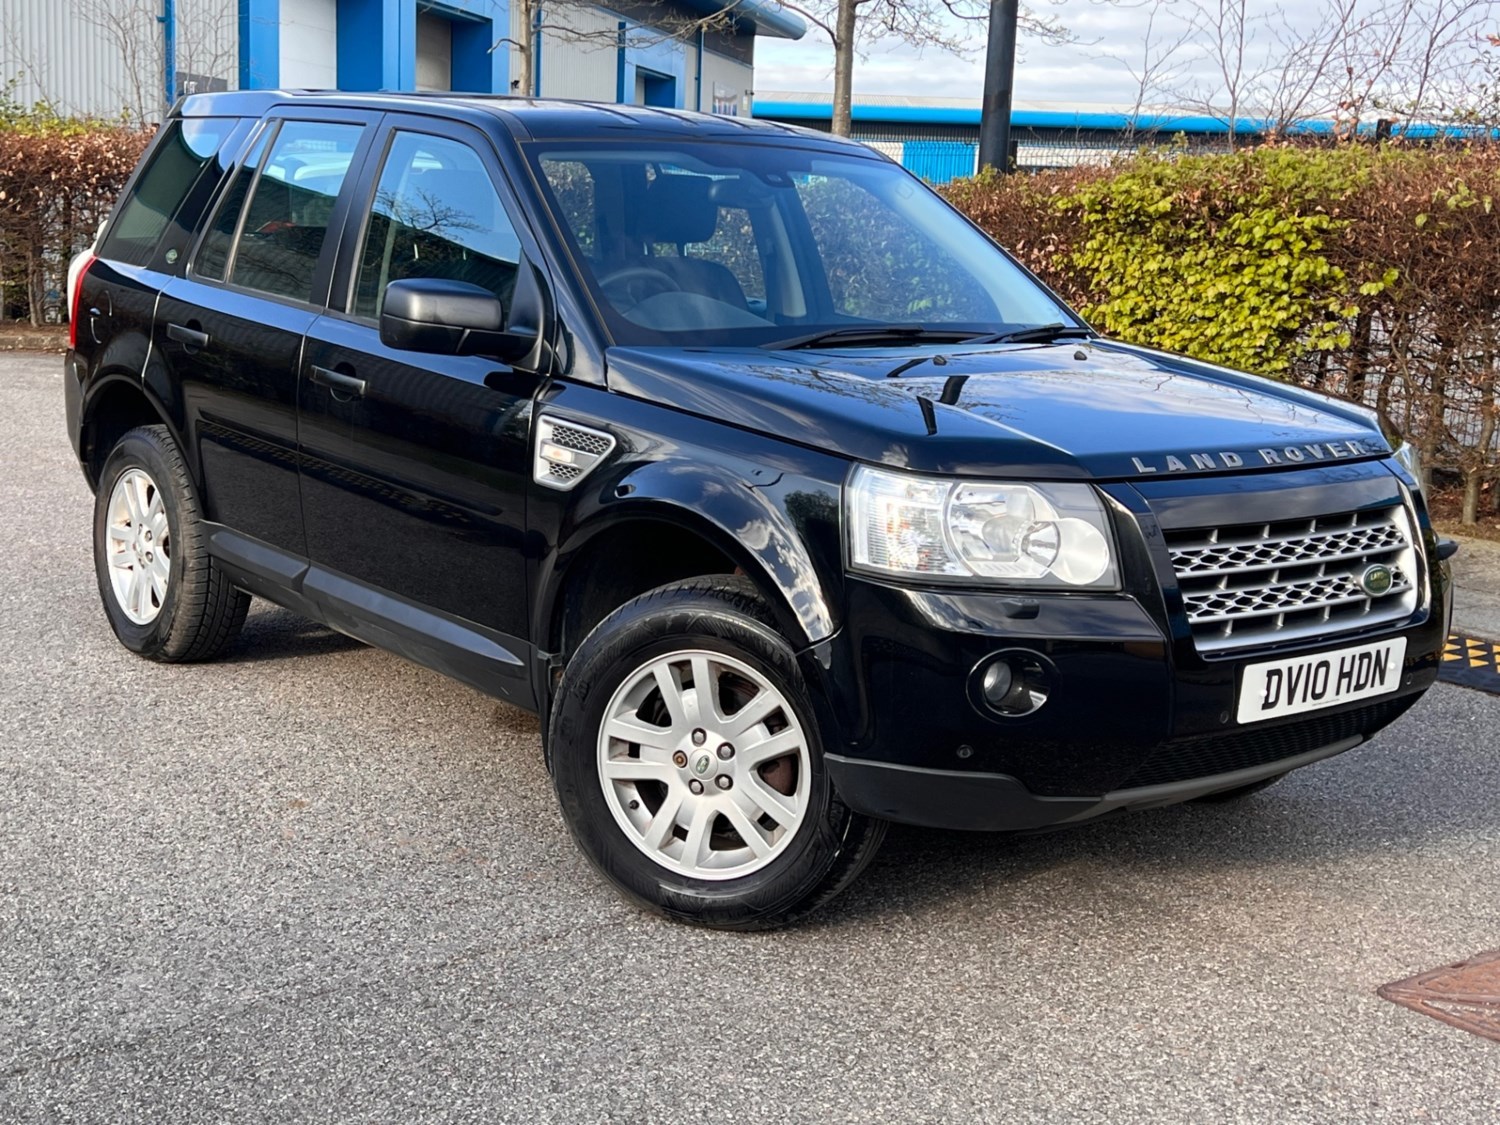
597 648 811 880
104 468 170 625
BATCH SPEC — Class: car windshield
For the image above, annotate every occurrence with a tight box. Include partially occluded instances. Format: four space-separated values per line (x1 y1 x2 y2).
526 140 1076 348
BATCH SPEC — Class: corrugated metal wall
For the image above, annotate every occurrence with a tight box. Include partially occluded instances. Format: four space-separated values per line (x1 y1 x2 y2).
1 0 237 120
510 5 620 101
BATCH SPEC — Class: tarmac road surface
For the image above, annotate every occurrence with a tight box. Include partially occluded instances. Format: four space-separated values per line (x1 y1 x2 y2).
3 353 1498 1123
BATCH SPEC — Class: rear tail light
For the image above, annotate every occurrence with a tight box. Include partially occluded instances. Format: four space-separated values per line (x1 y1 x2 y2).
67 251 96 349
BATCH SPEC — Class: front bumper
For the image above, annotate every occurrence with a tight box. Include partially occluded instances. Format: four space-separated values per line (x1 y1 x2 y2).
827 713 1394 832
804 462 1452 832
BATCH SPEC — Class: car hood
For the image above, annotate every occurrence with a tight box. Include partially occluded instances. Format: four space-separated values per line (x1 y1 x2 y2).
605 340 1392 479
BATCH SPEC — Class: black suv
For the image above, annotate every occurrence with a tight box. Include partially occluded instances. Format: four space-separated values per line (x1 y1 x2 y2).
66 91 1452 928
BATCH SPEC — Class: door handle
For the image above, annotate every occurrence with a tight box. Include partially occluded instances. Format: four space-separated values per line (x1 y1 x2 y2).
166 322 210 351
308 364 366 398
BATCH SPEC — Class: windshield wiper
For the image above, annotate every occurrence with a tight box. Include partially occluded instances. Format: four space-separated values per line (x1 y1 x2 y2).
761 325 991 351
974 323 1095 345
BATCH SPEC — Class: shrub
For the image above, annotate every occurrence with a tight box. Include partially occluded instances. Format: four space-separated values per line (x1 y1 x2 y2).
943 145 1500 523
0 105 151 325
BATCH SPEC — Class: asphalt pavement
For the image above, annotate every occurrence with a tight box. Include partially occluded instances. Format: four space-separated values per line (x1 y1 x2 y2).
3 352 1499 1123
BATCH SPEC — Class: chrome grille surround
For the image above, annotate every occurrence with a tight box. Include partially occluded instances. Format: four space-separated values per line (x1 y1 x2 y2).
1166 505 1421 656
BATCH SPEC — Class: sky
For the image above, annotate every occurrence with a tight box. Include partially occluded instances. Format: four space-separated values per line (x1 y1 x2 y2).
754 1 1196 105
751 0 1492 109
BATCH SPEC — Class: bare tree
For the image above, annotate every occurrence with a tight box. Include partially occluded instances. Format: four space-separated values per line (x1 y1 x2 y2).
1142 0 1498 144
1167 0 1267 149
775 0 1070 136
77 0 160 123
1095 0 1194 144
1375 0 1498 133
176 0 239 96
75 0 235 119
496 0 744 102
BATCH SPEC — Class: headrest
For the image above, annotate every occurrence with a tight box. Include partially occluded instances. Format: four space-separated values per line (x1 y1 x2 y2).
635 174 718 245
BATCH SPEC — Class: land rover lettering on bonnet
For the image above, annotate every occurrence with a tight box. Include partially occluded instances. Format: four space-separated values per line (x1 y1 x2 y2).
65 91 1454 929
1129 438 1385 474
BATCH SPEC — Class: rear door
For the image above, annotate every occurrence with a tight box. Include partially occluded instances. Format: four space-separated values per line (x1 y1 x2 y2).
72 114 253 447
156 109 378 556
297 116 541 700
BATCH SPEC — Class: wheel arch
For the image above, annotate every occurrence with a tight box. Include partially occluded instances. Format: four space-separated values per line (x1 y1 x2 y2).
537 485 839 666
80 372 182 491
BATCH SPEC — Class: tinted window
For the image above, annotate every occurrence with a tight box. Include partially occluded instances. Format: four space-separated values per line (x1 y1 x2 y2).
100 118 240 267
352 132 521 319
195 125 272 282
531 143 1070 346
227 121 364 303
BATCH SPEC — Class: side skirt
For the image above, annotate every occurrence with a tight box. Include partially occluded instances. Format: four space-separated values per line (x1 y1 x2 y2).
205 524 539 712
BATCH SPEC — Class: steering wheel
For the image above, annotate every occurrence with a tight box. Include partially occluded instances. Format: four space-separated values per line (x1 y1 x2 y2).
597 265 680 313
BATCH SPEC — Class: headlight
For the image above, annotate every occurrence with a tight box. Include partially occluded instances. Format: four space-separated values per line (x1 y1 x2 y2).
846 465 1118 589
1393 441 1423 495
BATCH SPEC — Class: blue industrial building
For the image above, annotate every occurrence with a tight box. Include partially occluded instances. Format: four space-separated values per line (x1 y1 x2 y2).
4 0 804 121
753 92 1490 182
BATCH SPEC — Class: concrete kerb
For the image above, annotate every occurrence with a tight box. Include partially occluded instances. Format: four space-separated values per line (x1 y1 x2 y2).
1447 533 1500 642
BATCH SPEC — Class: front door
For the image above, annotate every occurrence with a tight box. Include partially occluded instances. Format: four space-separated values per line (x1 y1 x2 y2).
297 121 539 702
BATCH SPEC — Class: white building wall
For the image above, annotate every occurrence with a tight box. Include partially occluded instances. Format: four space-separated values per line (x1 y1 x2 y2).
697 48 752 115
415 12 453 91
279 0 339 89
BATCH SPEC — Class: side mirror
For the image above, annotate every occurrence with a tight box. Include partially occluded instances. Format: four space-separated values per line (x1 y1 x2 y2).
380 271 543 364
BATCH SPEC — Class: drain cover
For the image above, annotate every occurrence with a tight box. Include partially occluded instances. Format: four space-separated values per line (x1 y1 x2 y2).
1439 633 1500 694
1379 950 1500 1043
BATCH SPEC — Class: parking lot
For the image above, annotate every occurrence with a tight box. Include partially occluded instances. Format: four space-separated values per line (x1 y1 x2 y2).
3 351 1498 1122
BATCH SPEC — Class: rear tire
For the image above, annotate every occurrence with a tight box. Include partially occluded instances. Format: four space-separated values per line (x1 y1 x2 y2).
548 576 885 930
93 425 249 662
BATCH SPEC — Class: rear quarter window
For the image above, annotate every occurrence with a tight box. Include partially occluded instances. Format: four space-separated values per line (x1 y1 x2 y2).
99 117 246 268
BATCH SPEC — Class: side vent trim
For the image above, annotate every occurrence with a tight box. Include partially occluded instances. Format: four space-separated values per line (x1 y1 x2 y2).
534 416 616 491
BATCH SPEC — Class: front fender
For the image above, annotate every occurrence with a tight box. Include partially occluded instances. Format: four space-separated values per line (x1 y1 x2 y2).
597 458 838 646
528 385 851 656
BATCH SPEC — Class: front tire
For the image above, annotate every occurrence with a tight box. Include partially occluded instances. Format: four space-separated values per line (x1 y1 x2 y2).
548 576 885 930
93 425 249 662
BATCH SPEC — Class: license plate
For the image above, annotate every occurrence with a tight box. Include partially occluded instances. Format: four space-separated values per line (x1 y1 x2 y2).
1237 638 1407 725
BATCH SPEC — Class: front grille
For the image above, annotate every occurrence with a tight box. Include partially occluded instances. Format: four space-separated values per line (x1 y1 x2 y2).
1118 696 1415 790
1166 506 1419 655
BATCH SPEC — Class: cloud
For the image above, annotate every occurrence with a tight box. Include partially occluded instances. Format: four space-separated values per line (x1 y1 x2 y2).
753 0 1449 108
755 3 1167 105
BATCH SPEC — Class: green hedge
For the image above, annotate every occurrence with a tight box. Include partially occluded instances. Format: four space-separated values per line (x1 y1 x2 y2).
944 146 1500 522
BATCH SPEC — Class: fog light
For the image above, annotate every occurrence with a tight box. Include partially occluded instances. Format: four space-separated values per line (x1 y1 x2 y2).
981 661 1014 704
974 652 1053 717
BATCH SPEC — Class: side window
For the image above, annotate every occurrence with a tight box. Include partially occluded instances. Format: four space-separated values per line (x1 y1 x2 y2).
353 132 522 319
226 120 365 303
195 124 273 282
100 117 241 267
